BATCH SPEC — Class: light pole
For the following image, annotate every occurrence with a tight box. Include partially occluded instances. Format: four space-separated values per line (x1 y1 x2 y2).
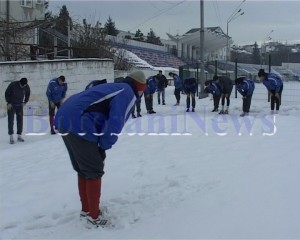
260 30 274 67
225 0 246 75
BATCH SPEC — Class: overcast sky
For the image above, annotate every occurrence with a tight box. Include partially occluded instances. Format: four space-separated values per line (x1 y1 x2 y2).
49 1 300 46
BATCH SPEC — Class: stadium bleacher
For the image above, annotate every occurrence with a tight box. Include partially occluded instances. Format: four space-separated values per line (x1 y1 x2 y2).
125 45 186 69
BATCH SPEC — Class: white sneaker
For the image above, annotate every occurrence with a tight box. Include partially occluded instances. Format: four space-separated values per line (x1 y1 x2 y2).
86 215 109 228
80 211 89 221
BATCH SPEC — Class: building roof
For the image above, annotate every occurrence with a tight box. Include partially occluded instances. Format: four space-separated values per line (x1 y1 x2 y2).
167 27 229 52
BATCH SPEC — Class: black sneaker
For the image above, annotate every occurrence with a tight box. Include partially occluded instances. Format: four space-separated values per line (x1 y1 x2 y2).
211 108 218 112
17 135 24 142
137 113 142 117
186 108 190 112
219 110 225 114
192 108 195 112
132 114 137 119
240 112 248 117
51 129 56 135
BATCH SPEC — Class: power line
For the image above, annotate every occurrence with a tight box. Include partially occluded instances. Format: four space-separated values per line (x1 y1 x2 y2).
129 1 186 33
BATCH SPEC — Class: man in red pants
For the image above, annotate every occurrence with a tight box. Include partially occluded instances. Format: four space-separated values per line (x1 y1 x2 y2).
54 70 146 228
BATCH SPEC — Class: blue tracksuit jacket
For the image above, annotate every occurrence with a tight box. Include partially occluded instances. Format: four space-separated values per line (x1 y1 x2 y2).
46 78 68 104
205 81 221 96
237 78 255 96
263 73 283 93
54 82 136 150
173 74 183 89
144 76 158 94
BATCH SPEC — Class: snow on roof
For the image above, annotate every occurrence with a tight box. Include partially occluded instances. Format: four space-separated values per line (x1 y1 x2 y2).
113 48 179 72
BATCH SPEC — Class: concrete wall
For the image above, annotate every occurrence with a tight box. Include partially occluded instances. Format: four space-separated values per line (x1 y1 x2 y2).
0 59 114 116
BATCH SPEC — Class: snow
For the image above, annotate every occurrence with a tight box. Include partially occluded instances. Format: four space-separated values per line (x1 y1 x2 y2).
1 83 300 239
113 48 179 73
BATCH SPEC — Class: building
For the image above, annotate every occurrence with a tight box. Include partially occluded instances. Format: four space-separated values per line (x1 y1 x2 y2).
166 27 229 63
0 0 45 60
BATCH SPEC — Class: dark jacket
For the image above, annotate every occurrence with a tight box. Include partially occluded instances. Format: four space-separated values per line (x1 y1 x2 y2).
218 76 233 93
183 77 197 94
5 81 30 106
236 77 255 96
54 78 137 150
156 74 168 90
85 79 107 90
46 78 68 104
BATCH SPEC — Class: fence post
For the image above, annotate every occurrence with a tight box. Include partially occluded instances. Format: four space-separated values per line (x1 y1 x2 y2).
267 54 272 102
235 58 238 98
215 60 218 76
196 62 199 97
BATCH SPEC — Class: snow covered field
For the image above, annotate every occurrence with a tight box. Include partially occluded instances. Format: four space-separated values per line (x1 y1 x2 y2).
1 83 300 239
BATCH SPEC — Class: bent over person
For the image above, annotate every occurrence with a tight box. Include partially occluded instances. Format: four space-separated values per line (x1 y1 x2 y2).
258 69 283 114
204 80 221 112
54 70 146 228
5 78 30 144
183 77 197 112
213 75 233 114
46 75 67 134
235 77 255 117
156 70 168 105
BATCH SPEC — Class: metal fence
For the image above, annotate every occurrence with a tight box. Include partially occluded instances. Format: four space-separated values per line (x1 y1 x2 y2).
179 62 300 104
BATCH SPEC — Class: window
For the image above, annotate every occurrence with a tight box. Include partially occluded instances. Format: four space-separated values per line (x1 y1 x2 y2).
20 0 33 8
36 0 43 4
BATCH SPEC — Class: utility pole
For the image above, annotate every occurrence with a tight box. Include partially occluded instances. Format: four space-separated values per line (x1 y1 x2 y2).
68 18 71 59
199 0 206 98
5 0 11 60
225 0 245 75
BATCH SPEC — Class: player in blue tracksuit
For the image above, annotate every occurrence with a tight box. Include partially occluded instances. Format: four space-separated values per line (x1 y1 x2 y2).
183 77 197 112
258 69 283 113
46 76 67 134
204 80 221 112
54 71 146 228
169 72 183 105
144 75 158 114
235 77 255 117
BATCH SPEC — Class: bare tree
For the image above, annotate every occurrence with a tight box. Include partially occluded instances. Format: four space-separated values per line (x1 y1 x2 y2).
0 18 42 61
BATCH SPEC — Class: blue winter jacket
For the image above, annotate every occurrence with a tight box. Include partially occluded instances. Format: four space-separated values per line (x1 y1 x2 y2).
205 81 221 96
183 77 197 94
54 82 136 150
46 78 68 104
263 73 283 93
237 78 255 96
144 76 158 94
173 74 183 89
